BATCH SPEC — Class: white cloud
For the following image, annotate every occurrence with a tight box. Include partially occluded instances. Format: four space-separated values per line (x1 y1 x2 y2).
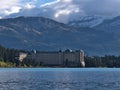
0 0 20 9
54 5 79 18
4 6 21 15
0 0 37 17
0 16 2 19
55 10 71 18
39 0 120 22
3 0 120 23
3 0 81 23
0 0 21 17
40 0 80 23
40 0 60 7
24 0 37 9
24 3 35 9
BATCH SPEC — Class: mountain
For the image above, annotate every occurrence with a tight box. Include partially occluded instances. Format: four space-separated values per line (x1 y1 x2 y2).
68 16 104 28
95 16 120 34
0 16 119 55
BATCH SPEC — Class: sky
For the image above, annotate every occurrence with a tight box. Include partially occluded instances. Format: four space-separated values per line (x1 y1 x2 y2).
1 0 120 23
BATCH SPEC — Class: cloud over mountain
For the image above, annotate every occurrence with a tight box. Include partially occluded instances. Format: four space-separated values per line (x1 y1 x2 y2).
0 0 21 17
2 0 120 23
40 0 80 23
0 0 37 17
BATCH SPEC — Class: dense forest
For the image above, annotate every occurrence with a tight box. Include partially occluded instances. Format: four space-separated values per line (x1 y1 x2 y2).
0 45 120 67
0 45 27 67
85 55 120 67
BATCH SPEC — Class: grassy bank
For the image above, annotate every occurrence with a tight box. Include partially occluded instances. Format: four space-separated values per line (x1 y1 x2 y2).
0 61 15 67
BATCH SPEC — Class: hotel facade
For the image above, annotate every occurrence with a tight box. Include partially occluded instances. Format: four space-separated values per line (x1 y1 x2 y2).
24 49 85 67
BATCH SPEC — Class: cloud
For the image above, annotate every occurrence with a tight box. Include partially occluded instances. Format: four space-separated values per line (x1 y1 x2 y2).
41 0 120 21
6 0 80 23
24 0 37 9
74 0 120 17
4 6 21 15
0 0 21 17
0 0 37 18
24 3 35 9
40 0 60 7
0 16 2 19
3 0 120 23
40 0 80 23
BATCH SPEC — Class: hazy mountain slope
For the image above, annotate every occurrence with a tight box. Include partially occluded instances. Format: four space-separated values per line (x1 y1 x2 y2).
68 16 104 28
95 16 120 34
0 16 119 55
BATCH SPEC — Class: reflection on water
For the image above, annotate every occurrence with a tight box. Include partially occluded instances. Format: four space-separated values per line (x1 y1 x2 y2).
0 68 120 90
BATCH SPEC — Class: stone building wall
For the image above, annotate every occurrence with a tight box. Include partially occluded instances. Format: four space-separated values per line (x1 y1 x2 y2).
80 50 85 67
30 52 63 66
19 53 27 62
26 50 85 67
63 52 80 66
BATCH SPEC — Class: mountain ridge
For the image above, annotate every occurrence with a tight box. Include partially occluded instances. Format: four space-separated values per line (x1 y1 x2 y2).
0 16 120 55
68 16 104 28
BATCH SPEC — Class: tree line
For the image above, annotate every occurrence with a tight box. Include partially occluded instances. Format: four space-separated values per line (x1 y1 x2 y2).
85 55 120 67
1 45 120 67
0 45 27 67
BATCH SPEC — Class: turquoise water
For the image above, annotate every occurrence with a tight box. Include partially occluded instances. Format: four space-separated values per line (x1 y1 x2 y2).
0 68 120 90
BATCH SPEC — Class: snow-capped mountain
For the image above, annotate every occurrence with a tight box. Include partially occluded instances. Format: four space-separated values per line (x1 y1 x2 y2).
68 16 104 28
95 16 120 34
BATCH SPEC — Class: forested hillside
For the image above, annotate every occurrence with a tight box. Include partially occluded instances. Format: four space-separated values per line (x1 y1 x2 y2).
0 45 120 67
0 45 25 67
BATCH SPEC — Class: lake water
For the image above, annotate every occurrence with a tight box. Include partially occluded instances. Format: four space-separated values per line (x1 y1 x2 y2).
0 68 120 90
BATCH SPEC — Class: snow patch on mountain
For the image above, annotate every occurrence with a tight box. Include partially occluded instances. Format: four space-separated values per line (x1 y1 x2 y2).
68 16 104 28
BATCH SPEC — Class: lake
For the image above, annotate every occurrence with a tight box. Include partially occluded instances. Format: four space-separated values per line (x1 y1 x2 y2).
0 68 120 90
